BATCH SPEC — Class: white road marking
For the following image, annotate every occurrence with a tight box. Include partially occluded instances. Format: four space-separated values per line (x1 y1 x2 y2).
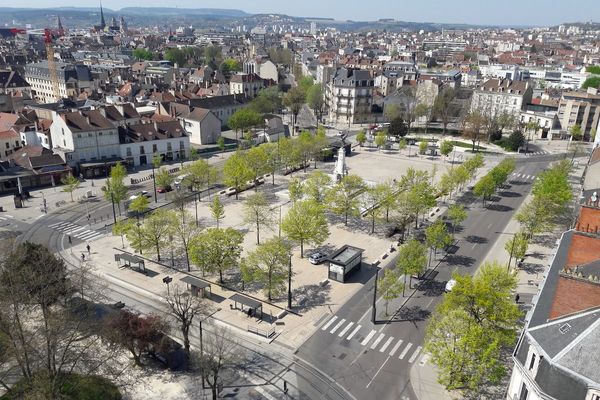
370 333 385 350
399 343 413 359
346 325 361 340
365 356 392 389
409 346 422 363
389 339 404 356
379 337 394 353
361 329 376 346
419 353 431 366
65 226 86 234
83 233 104 241
330 318 346 334
321 316 337 331
338 321 354 337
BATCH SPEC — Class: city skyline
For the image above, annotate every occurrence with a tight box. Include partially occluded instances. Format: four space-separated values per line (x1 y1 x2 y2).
6 0 599 27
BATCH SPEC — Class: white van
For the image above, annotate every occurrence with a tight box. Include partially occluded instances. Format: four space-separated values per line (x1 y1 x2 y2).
174 174 190 189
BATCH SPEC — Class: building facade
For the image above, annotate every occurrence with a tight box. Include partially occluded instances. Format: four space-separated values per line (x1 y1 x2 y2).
327 68 374 125
471 78 533 118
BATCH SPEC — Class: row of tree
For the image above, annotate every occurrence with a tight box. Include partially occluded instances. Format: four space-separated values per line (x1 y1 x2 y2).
473 158 516 205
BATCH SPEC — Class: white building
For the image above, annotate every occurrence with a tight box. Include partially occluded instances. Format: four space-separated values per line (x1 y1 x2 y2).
471 78 532 118
327 68 374 125
24 61 94 104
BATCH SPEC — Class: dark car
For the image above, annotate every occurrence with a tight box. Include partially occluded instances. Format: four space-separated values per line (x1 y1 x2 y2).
157 185 172 193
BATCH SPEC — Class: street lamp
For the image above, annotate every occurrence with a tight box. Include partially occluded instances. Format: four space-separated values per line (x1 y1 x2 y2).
371 266 379 324
162 276 173 295
169 234 174 267
287 253 293 309
151 163 158 203
199 308 221 390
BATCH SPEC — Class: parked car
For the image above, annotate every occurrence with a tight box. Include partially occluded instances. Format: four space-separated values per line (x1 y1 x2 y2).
445 279 457 292
309 252 328 265
174 174 189 189
157 185 172 193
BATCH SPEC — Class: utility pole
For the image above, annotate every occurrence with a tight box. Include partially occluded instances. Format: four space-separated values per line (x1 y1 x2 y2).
110 190 117 225
371 267 378 324
151 163 158 203
287 254 292 309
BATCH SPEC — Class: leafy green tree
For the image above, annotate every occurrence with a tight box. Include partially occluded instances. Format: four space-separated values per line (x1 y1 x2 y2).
396 239 428 291
356 130 367 147
155 168 173 195
278 137 301 173
425 220 453 265
447 204 467 233
297 131 315 171
263 142 280 185
582 76 600 89
304 170 331 203
228 108 263 142
170 209 200 271
463 111 487 152
223 151 253 200
388 116 407 137
128 194 149 218
570 124 583 141
463 153 484 175
307 84 325 122
298 76 314 93
164 48 187 66
61 173 80 202
243 192 274 245
362 183 391 233
326 174 367 225
532 160 572 212
140 209 176 260
189 228 243 283
433 87 455 135
505 231 528 269
281 200 329 257
398 138 407 153
241 238 292 301
378 269 404 315
311 128 331 169
425 262 521 392
288 177 304 203
184 159 217 200
506 130 525 151
102 163 128 214
152 153 162 169
418 140 428 155
217 137 226 156
375 131 387 151
132 48 154 60
284 87 307 135
245 146 268 190
220 58 241 74
516 196 555 239
209 196 225 228
406 181 436 228
473 174 496 205
384 104 401 122
440 141 454 158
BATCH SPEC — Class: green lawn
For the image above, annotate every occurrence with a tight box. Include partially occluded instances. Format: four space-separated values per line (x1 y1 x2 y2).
1 373 122 400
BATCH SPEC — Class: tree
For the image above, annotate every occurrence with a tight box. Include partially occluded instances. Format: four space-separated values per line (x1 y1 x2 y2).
570 124 583 141
228 108 262 142
297 131 315 171
102 163 128 214
164 48 188 66
516 196 556 239
140 209 175 260
425 262 521 392
132 48 154 60
155 168 173 194
384 104 401 122
220 58 241 75
281 200 329 257
473 174 496 205
307 84 325 122
582 76 600 89
375 131 387 151
298 76 314 93
165 285 209 359
61 173 80 202
396 239 428 291
242 237 292 300
362 183 390 233
378 269 404 315
128 194 149 218
418 139 428 155
406 181 436 228
250 87 282 115
217 136 226 156
184 159 217 200
507 130 525 151
326 174 366 225
415 103 432 133
284 87 307 135
245 145 268 190
194 329 242 400
243 192 274 244
433 87 455 135
463 111 487 152
505 232 529 269
398 138 407 154
171 208 201 271
304 170 331 203
288 177 304 203
388 116 408 137
209 196 225 228
356 130 367 147
279 136 301 173
263 142 280 185
440 141 454 158
223 151 253 200
425 220 453 265
189 228 243 283
399 87 418 134
107 310 167 367
447 204 467 233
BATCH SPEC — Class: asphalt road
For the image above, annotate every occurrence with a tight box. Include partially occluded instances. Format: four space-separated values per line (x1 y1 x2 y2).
295 154 561 400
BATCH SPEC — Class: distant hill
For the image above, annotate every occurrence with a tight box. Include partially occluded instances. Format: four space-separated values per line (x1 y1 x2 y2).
119 7 248 17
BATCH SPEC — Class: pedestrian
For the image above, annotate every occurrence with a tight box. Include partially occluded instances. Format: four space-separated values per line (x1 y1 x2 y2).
515 293 520 304
68 235 72 244
86 243 91 254
81 253 85 262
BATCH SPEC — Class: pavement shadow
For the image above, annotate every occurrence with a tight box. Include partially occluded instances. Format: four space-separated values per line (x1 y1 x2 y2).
414 279 446 297
345 263 378 285
518 262 545 275
509 180 530 186
293 284 332 311
465 235 488 244
392 306 431 322
499 191 522 198
486 204 514 212
444 254 476 268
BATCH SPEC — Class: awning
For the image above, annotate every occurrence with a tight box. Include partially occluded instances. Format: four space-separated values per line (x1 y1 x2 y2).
80 158 124 168
180 275 210 289
229 293 262 310
115 253 143 264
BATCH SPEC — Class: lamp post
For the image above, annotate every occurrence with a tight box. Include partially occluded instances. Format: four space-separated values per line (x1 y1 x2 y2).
199 308 221 390
194 191 199 227
151 163 158 203
169 234 174 267
109 191 117 225
371 266 379 324
287 253 293 309
162 276 173 295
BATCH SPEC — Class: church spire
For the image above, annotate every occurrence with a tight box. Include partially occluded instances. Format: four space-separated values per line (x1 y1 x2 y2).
100 1 106 29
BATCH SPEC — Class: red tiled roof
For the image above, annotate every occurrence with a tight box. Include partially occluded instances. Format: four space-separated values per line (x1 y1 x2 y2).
0 129 19 140
549 277 600 320
576 206 600 233
566 233 600 267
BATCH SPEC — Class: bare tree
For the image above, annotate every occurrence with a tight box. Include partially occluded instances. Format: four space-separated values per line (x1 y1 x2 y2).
193 328 243 400
165 285 211 359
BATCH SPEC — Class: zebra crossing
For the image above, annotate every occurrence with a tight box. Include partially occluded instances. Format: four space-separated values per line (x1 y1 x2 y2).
48 221 105 242
510 172 537 181
523 150 550 156
319 315 427 364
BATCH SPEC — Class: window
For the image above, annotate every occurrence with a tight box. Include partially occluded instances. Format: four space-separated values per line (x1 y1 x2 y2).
528 353 536 370
126 147 132 157
140 146 145 155
5 143 8 149
152 144 158 153
519 383 529 400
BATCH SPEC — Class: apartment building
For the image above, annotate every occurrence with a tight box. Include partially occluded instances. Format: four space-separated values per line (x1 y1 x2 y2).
557 89 600 140
327 67 374 125
229 73 266 99
24 61 94 103
471 78 532 118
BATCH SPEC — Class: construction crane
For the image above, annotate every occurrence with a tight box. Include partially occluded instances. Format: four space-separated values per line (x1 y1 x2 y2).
43 28 61 102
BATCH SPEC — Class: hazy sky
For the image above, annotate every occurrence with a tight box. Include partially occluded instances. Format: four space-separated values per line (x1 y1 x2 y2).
13 0 598 26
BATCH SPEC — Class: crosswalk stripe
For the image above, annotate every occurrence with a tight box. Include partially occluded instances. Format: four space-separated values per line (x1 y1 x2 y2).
77 230 96 239
338 321 354 337
408 346 422 363
346 325 361 340
330 319 346 334
389 339 403 356
399 343 413 359
370 333 385 349
49 221 70 228
65 226 86 234
321 316 337 331
379 337 394 353
361 330 376 346
83 233 104 241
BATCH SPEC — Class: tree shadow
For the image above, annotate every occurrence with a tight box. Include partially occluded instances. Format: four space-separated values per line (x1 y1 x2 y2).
498 191 522 198
465 235 488 244
518 262 545 275
486 204 513 212
444 254 476 267
293 284 332 311
392 306 431 322
414 279 446 297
